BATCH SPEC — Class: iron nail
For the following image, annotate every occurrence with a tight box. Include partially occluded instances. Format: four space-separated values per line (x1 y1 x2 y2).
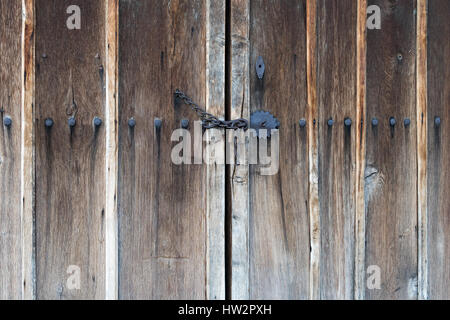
404 118 411 127
3 116 12 127
397 53 403 61
344 118 352 127
299 119 307 128
372 118 379 126
45 118 54 128
154 118 162 129
68 117 76 127
42 53 47 59
327 118 334 127
128 118 136 128
435 116 441 127
389 117 396 127
181 119 189 129
93 117 102 127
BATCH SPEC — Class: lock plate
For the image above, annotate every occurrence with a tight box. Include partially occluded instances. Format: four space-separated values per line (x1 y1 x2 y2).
250 111 280 137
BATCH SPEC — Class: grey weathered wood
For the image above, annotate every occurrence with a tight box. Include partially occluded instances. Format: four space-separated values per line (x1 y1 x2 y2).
427 0 450 300
229 0 250 300
0 0 22 300
35 0 106 299
365 0 418 300
118 0 225 300
246 0 310 299
317 0 357 299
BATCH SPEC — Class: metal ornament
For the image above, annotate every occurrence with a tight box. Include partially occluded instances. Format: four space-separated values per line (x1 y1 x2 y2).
256 56 265 80
250 110 280 138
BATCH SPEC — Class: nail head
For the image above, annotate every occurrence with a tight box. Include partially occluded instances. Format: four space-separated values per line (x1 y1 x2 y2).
299 119 307 128
154 118 162 129
181 119 189 129
344 118 352 127
93 117 102 127
404 118 411 126
372 118 379 126
435 117 441 127
389 117 396 127
128 118 136 128
3 116 12 127
68 117 76 127
327 119 334 127
45 118 54 128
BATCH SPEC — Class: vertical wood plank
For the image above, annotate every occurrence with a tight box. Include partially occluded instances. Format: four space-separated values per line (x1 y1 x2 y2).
118 0 225 299
22 0 36 300
416 0 427 301
0 0 23 300
206 0 226 300
229 0 250 300
317 0 357 299
354 0 367 300
365 0 417 300
35 0 106 299
427 0 450 300
306 0 320 300
105 0 119 300
247 0 310 299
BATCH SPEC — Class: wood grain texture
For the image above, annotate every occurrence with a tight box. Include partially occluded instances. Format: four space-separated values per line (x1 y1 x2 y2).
317 0 357 299
427 0 450 300
365 0 417 300
205 0 226 300
416 0 427 300
0 0 22 300
22 0 36 300
248 0 310 299
229 0 250 300
306 0 320 300
105 0 119 300
354 0 367 300
35 0 106 299
118 0 224 299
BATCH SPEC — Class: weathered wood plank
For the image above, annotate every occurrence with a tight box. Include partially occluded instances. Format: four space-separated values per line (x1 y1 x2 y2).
0 0 23 300
105 0 119 300
365 0 417 300
229 0 250 300
247 0 310 299
22 0 36 300
306 0 320 300
354 0 367 300
205 0 226 300
416 0 427 301
317 0 357 299
427 0 450 300
35 0 106 299
118 0 224 299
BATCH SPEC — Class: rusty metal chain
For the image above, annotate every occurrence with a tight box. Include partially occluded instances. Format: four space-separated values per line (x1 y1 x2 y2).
174 89 248 130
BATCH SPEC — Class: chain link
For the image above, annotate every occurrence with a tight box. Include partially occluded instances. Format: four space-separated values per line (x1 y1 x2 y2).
174 89 249 130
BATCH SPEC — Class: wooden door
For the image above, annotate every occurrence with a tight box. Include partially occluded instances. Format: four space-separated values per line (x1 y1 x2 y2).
1 0 450 300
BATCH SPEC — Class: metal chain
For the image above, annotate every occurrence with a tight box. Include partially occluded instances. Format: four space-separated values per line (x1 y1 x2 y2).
174 89 248 130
